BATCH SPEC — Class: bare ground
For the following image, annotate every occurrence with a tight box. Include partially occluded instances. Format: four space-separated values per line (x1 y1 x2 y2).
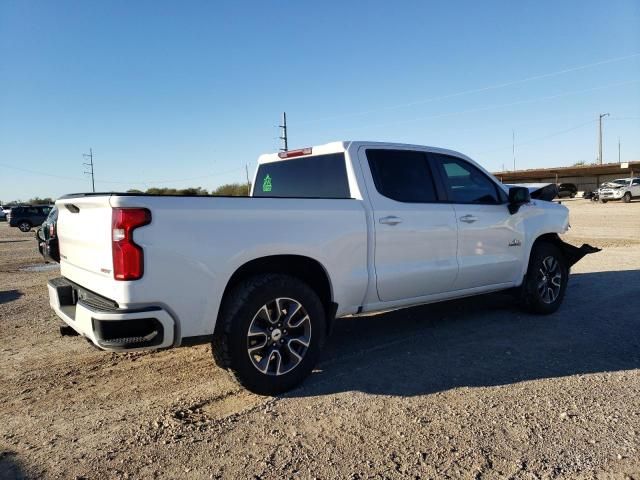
1 199 639 479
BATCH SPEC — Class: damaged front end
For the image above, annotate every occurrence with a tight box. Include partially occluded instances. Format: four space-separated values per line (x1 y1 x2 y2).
556 239 602 267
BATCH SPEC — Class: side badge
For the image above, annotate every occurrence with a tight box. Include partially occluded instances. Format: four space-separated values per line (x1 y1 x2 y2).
508 239 522 247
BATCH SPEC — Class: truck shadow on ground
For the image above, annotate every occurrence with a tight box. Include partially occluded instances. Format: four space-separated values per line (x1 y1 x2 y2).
0 451 28 480
291 269 640 398
0 290 23 305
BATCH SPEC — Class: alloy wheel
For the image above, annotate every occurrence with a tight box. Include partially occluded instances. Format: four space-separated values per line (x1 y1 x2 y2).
246 297 312 376
536 256 562 304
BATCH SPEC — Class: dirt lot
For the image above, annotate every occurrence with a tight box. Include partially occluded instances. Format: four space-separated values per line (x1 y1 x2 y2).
1 200 640 479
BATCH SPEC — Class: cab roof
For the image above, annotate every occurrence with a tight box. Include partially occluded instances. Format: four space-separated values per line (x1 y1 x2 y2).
257 140 473 165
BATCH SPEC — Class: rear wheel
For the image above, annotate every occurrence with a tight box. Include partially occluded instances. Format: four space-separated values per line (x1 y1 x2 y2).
623 192 632 203
520 242 568 314
212 274 326 395
18 221 32 232
601 199 608 204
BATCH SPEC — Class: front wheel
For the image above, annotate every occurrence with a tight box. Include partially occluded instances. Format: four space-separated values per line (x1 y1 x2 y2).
601 199 608 204
18 221 32 232
212 274 326 395
520 242 569 314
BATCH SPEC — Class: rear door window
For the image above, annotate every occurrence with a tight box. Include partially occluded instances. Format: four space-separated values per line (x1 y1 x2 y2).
366 149 437 202
253 153 350 198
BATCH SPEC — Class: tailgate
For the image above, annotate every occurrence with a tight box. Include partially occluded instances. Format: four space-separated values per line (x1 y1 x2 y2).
56 195 113 277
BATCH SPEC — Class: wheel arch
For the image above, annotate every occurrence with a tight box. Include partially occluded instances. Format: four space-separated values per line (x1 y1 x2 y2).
217 255 337 333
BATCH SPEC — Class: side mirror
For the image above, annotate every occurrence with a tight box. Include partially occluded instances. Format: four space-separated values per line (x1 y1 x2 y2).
508 186 531 214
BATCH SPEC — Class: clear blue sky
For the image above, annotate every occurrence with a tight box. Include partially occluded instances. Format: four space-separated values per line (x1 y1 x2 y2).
1 0 639 201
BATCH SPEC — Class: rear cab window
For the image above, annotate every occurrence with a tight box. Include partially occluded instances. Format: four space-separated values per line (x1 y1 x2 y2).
253 153 350 198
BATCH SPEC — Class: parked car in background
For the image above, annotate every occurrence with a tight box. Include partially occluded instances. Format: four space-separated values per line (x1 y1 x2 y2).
597 178 640 203
36 206 59 263
47 141 600 394
557 183 578 198
0 206 6 221
583 190 598 201
8 205 53 232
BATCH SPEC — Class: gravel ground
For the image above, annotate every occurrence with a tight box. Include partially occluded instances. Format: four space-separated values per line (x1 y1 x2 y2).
1 200 639 479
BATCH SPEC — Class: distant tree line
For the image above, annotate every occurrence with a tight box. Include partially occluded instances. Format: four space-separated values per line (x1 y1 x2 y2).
2 183 250 206
1 197 55 206
126 183 250 196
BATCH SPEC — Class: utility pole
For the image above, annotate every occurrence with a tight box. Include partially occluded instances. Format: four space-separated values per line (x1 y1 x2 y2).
598 113 609 165
279 112 288 152
83 148 95 192
245 164 251 194
512 130 516 171
618 137 621 163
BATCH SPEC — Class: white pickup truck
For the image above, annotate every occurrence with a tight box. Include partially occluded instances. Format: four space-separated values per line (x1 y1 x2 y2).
48 141 598 394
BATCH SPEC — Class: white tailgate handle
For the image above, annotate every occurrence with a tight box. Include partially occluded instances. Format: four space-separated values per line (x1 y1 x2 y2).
379 215 402 226
459 214 478 224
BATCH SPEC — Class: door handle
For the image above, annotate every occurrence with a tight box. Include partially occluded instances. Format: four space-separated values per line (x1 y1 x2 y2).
459 214 477 224
379 215 402 226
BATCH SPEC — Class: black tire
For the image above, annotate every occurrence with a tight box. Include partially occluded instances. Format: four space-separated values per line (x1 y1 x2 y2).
212 274 326 395
18 221 31 232
570 193 576 198
623 192 631 203
520 242 569 315
601 199 608 204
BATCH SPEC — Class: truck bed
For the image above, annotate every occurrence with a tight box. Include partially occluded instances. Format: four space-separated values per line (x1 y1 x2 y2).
55 194 369 340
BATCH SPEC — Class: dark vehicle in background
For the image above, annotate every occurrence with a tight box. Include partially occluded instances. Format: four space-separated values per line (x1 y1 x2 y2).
583 190 599 201
8 205 53 232
36 207 59 263
557 183 578 198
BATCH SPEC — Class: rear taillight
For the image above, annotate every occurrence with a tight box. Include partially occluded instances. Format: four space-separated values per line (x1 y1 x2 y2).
112 208 151 281
49 222 55 238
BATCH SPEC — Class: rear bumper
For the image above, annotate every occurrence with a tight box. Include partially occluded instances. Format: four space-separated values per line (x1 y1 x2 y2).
48 277 175 351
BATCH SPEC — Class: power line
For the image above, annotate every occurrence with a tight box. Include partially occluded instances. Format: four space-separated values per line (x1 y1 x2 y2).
476 118 599 156
297 52 640 125
0 162 245 186
0 163 85 181
336 79 640 133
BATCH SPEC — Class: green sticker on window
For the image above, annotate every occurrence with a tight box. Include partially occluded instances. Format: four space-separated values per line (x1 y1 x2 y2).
262 174 272 192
